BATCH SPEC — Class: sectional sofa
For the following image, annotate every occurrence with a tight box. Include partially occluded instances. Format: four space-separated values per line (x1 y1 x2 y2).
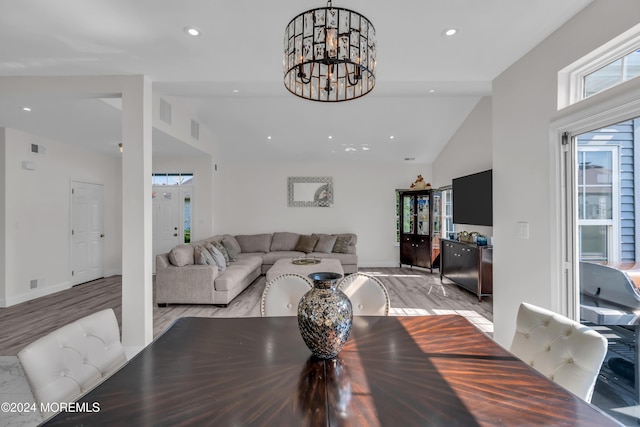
155 232 358 306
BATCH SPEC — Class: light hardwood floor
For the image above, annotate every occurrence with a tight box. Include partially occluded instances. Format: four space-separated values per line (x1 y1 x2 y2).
0 267 493 356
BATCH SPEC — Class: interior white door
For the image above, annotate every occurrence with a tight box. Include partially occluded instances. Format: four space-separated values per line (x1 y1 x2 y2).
71 181 105 285
153 186 182 267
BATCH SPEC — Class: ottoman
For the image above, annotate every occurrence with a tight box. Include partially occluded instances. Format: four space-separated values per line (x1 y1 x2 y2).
266 258 345 283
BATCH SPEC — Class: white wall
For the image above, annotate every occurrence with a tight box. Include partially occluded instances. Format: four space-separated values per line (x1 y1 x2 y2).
432 96 493 238
489 0 640 346
153 154 214 241
432 97 492 188
0 129 6 304
1 128 122 307
215 163 431 266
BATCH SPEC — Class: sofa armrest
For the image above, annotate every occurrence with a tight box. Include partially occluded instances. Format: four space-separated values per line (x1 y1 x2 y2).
156 264 220 304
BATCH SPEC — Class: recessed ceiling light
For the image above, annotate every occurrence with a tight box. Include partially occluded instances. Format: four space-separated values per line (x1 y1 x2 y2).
233 89 239 93
267 136 272 140
428 89 435 93
362 146 370 151
345 147 357 152
389 135 395 140
22 106 31 112
442 28 457 37
184 26 201 36
328 135 333 139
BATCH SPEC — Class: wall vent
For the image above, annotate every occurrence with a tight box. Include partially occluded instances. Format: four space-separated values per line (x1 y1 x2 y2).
191 119 200 140
159 98 172 125
30 279 38 289
30 143 47 155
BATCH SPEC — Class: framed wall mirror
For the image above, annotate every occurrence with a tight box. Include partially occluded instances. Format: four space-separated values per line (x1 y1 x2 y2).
288 177 333 207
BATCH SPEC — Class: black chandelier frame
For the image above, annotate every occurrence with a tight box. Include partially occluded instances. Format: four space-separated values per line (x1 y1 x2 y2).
283 1 376 102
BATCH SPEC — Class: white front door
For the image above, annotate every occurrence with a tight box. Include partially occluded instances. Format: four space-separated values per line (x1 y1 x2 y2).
153 186 182 267
71 181 105 285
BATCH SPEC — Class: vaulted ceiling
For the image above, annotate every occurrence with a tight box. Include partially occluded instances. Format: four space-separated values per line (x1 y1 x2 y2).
0 0 592 164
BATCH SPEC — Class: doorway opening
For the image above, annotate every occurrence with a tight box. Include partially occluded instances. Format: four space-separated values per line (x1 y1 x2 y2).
569 118 640 422
152 173 193 269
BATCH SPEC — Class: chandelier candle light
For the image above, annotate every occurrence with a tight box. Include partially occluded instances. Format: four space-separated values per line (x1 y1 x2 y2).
283 0 376 102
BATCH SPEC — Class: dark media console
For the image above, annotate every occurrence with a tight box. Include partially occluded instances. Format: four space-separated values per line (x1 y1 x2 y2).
440 239 493 301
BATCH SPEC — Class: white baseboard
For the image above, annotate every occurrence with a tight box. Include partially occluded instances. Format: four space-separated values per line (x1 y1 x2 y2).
104 268 122 277
1 281 71 307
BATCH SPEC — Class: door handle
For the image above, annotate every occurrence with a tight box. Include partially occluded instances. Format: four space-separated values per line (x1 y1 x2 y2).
173 233 178 237
100 234 105 238
174 227 178 231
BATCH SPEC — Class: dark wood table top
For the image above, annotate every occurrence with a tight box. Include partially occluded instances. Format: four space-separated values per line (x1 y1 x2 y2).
44 315 620 426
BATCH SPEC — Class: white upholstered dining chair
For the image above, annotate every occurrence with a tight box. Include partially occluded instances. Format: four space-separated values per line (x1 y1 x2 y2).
261 273 313 317
338 273 390 316
509 302 607 402
18 308 127 417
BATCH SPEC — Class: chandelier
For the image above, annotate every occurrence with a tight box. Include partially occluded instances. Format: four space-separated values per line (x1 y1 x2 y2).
283 0 376 102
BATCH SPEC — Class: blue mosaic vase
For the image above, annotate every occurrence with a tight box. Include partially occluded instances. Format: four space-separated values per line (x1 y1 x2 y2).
298 272 352 359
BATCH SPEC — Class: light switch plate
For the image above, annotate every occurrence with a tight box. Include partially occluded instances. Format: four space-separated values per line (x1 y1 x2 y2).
517 222 530 239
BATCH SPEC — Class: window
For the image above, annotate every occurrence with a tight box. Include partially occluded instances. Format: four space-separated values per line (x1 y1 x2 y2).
584 49 640 98
441 188 454 238
558 23 640 108
576 146 619 262
151 173 193 186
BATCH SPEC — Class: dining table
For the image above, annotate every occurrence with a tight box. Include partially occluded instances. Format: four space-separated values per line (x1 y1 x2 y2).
43 315 620 426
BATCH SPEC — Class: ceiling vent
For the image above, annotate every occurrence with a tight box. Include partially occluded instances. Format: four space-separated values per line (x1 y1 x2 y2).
191 119 200 141
159 98 172 125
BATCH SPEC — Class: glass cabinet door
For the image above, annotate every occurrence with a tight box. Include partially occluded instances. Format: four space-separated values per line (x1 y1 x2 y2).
402 194 414 234
417 195 429 235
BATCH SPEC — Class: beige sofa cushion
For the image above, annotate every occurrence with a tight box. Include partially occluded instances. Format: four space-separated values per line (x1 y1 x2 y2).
236 234 272 253
169 245 194 266
261 251 305 265
214 255 262 291
270 232 301 251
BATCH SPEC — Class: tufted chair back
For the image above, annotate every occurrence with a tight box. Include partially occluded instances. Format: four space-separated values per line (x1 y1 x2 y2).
18 308 127 417
338 273 390 316
261 273 313 316
509 302 607 402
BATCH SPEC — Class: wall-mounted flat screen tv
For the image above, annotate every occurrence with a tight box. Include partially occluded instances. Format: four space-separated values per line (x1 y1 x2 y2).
452 169 492 226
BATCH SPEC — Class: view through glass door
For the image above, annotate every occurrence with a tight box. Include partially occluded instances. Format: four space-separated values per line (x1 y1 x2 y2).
572 117 640 422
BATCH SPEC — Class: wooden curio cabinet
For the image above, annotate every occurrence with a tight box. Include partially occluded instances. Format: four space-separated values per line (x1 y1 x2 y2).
397 189 442 272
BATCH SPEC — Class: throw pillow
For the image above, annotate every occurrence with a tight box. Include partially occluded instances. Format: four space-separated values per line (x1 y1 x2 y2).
222 235 242 256
313 234 337 253
332 235 352 253
222 237 239 261
295 234 319 253
194 246 216 266
168 244 195 267
213 241 231 264
206 244 227 271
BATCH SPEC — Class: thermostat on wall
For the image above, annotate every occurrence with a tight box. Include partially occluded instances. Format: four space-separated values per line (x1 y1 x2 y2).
22 161 36 170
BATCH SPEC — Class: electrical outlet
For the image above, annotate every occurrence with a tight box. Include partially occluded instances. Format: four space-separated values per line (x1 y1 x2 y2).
30 279 38 289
